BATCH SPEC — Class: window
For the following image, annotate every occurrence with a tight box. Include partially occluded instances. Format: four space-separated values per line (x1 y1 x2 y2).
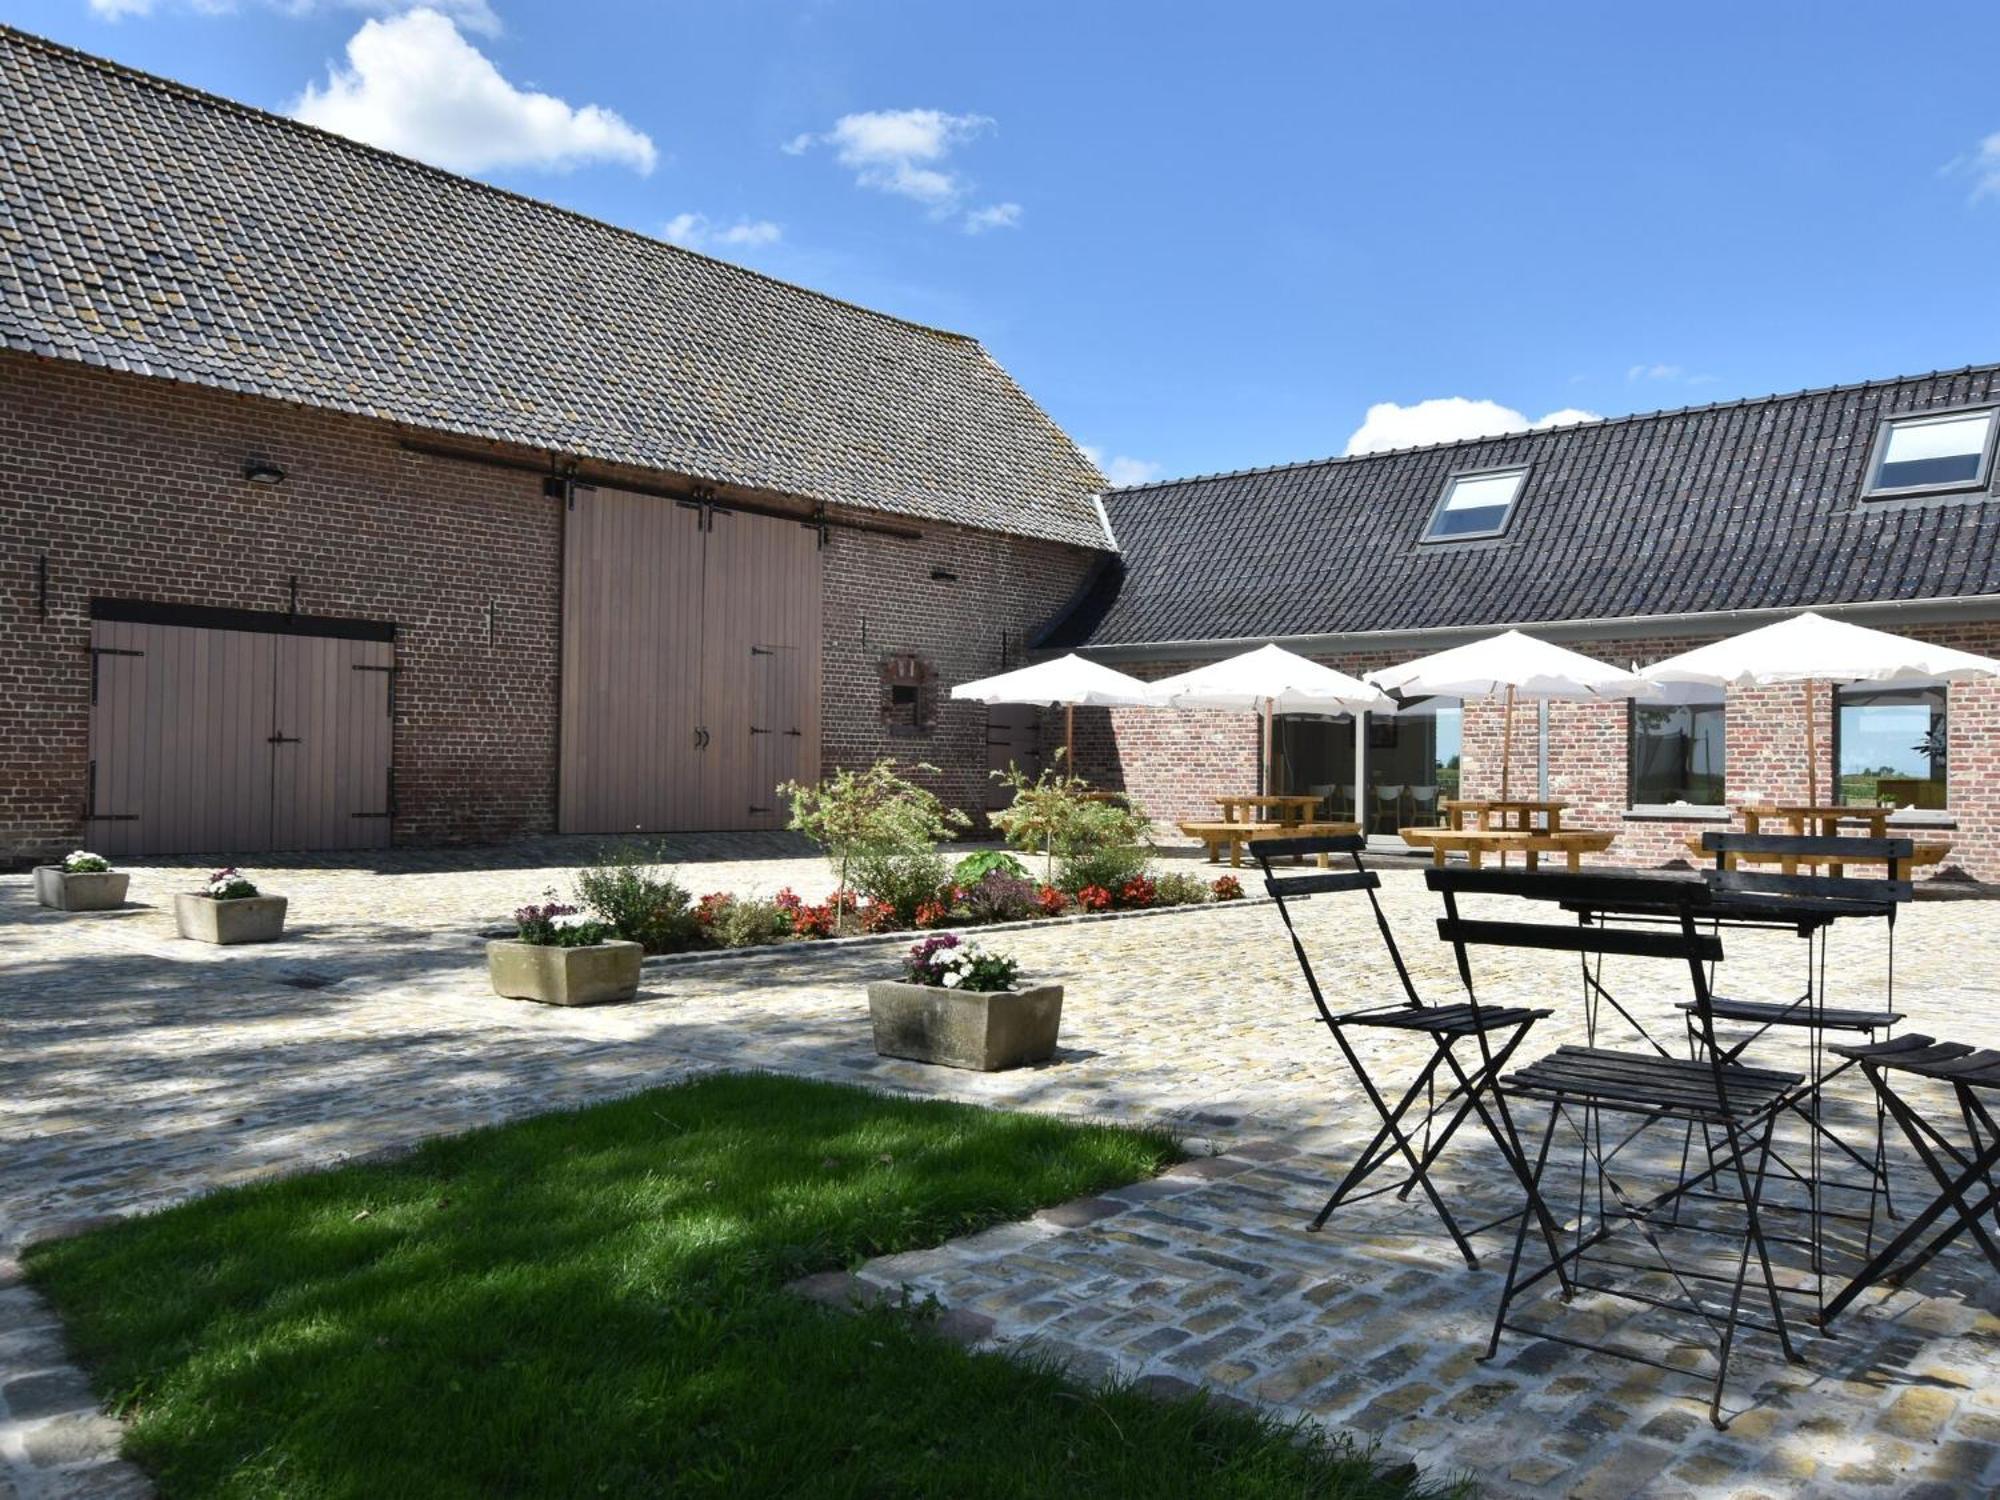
1422 466 1527 541
1837 683 1947 810
1629 698 1726 806
1864 408 1997 498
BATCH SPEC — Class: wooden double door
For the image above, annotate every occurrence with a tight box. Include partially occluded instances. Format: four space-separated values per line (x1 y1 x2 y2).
86 612 396 856
559 485 822 832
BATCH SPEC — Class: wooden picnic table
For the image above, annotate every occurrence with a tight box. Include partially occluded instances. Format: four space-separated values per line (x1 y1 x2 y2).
1441 798 1569 834
1400 826 1614 872
1213 793 1323 826
1179 820 1361 868
1738 803 1891 838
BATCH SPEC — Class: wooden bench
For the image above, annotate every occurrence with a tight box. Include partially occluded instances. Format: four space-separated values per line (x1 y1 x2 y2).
1401 826 1616 872
1683 836 1950 879
1178 820 1363 868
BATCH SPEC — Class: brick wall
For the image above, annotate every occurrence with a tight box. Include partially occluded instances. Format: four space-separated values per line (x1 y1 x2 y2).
1076 625 2000 881
1 351 1102 861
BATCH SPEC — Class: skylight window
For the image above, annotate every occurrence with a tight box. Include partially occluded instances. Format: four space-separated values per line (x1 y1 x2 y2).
1864 407 1997 498
1422 466 1527 542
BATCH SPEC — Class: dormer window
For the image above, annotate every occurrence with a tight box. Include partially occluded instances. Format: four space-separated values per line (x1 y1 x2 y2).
1422 466 1527 542
1864 407 1997 499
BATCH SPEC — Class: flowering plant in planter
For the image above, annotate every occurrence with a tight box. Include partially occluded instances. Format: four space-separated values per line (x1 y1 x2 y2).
1075 884 1113 913
512 901 613 948
1117 874 1157 909
903 934 1022 992
207 867 260 900
63 850 112 873
1211 874 1245 901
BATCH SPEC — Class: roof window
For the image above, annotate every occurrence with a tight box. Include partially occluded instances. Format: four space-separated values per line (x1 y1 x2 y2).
1422 466 1527 542
1864 407 1997 499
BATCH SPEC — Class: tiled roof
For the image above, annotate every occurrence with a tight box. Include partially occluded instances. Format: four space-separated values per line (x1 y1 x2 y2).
1048 364 2000 648
0 26 1108 549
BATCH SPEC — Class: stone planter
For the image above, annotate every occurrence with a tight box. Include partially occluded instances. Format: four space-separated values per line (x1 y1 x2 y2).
866 979 1064 1072
174 893 288 945
33 866 131 911
487 939 643 1006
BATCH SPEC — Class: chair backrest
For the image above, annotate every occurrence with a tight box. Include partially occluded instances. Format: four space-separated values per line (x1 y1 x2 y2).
1700 831 1915 915
1252 836 1424 1030
1425 866 1737 1094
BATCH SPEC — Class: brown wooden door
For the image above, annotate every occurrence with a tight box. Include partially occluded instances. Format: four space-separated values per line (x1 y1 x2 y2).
559 485 706 832
697 506 822 830
87 619 394 855
271 635 396 850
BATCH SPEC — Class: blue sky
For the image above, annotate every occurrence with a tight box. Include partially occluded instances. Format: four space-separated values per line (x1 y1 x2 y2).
12 0 2000 487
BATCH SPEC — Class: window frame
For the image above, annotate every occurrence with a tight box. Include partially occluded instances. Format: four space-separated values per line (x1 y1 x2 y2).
1860 403 2000 503
1832 680 1950 812
1626 698 1728 811
1418 464 1530 544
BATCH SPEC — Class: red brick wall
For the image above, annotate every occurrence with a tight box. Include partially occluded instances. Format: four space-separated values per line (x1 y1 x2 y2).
1 351 1102 860
1080 626 2000 880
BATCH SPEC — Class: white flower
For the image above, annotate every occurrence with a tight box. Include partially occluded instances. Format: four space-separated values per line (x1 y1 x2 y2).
941 972 961 988
551 911 594 929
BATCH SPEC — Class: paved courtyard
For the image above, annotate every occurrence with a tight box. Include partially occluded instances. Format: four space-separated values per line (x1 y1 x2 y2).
4 837 2000 1497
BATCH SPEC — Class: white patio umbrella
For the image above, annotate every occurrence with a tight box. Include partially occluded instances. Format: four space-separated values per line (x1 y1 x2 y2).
1148 643 1392 797
1641 612 2000 805
949 652 1154 765
1366 629 1655 799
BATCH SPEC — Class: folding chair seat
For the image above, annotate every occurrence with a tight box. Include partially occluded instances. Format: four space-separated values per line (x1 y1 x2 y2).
1820 1033 2000 1327
1251 835 1552 1269
1428 864 1805 1428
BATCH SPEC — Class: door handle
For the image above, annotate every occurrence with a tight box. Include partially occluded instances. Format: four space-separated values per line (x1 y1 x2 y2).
693 727 710 749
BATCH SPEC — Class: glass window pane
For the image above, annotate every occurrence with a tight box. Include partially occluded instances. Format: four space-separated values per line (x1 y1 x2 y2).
1273 713 1356 822
1629 702 1726 805
1361 697 1459 832
1426 469 1525 539
1872 410 1994 492
1838 684 1948 809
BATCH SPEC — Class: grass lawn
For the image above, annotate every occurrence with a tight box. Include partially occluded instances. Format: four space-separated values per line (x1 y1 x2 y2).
25 1073 1442 1499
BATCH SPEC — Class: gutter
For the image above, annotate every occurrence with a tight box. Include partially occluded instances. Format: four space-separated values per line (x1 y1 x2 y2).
1065 592 2000 665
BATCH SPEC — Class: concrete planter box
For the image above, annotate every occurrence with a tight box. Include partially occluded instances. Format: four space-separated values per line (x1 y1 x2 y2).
866 979 1064 1071
174 893 288 944
33 867 131 911
488 939 643 1006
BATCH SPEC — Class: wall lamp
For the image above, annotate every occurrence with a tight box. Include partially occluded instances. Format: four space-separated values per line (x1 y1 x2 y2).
243 458 287 485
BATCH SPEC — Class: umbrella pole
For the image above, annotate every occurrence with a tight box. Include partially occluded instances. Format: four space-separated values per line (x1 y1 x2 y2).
1500 684 1516 802
1065 703 1075 770
1804 679 1816 806
1263 697 1275 800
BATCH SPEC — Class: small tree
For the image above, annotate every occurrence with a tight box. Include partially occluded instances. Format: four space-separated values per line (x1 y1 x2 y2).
989 762 1150 885
781 760 969 931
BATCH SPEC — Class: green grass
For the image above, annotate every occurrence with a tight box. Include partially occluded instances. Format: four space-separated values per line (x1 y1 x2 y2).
25 1074 1437 1499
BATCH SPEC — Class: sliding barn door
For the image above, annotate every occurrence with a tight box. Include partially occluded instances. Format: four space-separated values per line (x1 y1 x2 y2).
560 487 822 832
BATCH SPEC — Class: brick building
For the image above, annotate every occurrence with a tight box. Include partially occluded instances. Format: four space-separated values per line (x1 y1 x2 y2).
1043 367 2000 881
0 28 1108 863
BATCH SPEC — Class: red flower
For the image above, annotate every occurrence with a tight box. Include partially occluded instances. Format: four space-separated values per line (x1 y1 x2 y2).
1118 875 1157 909
826 887 860 914
773 886 804 912
861 903 901 934
1035 885 1067 916
1211 874 1245 901
695 892 731 926
792 903 836 939
913 899 951 929
1077 884 1113 912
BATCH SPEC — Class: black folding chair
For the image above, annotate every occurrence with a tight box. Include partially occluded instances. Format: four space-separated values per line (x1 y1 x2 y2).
1430 865 1805 1428
1252 834 1552 1267
1674 833 1913 1300
1819 1035 2000 1328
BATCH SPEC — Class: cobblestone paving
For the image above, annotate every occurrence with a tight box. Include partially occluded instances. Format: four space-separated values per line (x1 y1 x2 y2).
4 836 2000 1496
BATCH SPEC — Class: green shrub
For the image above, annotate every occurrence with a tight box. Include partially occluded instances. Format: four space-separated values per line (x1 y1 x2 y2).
853 847 950 925
574 846 700 954
708 896 794 948
1152 870 1211 907
991 765 1152 886
951 849 1029 885
782 760 968 932
1050 796 1155 895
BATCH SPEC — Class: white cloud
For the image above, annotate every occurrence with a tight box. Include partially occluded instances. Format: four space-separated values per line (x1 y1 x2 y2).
1626 362 1683 382
89 0 502 32
662 213 782 253
1958 131 2000 199
1342 398 1602 456
963 202 1021 235
1081 445 1162 489
789 108 1015 231
291 10 656 176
